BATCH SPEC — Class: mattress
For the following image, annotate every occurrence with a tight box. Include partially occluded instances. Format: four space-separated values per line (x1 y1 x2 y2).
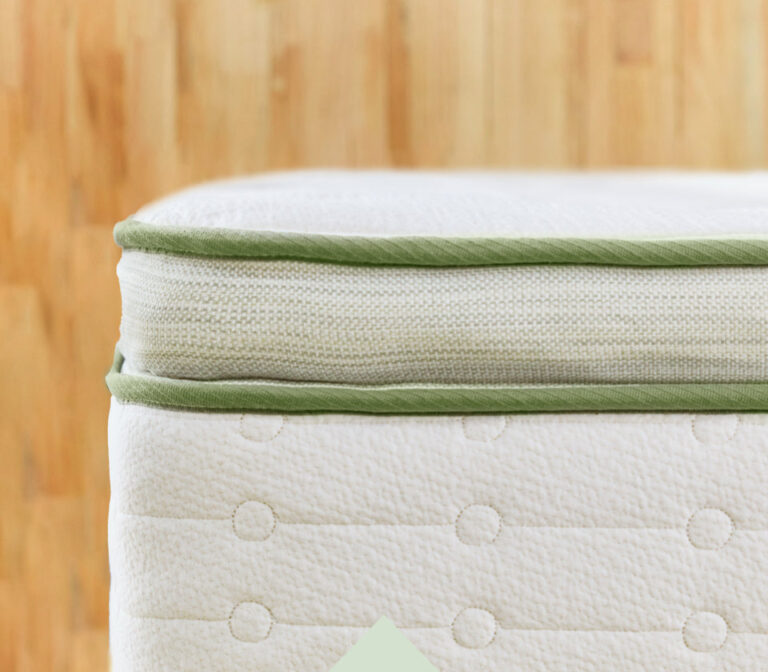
107 171 768 671
116 171 768 385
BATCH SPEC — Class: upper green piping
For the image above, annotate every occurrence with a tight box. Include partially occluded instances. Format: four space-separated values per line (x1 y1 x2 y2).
106 350 768 415
115 219 768 267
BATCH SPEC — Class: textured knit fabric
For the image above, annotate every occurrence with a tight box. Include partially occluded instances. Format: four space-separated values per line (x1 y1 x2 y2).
117 250 768 384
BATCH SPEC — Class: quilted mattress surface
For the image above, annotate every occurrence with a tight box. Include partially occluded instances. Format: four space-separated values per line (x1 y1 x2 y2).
108 171 768 671
109 405 768 671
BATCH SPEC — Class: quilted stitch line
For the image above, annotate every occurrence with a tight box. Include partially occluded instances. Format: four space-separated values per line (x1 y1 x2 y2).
685 508 735 550
228 602 275 643
455 504 503 545
238 414 284 441
110 402 768 430
451 607 498 648
691 415 740 443
231 500 278 541
682 612 730 653
119 609 765 637
115 509 768 532
461 416 508 441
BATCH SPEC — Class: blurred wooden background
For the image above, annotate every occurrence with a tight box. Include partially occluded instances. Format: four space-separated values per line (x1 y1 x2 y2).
1 0 768 669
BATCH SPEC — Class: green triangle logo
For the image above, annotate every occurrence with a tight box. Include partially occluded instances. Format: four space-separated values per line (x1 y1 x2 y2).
330 617 438 672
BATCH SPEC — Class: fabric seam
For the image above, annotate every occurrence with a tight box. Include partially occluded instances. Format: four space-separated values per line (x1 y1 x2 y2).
106 349 768 415
114 219 768 268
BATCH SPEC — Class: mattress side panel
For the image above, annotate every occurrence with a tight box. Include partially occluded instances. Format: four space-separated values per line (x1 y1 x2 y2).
107 399 768 671
116 250 768 384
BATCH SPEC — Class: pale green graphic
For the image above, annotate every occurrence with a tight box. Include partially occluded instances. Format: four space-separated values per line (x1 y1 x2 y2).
330 617 438 672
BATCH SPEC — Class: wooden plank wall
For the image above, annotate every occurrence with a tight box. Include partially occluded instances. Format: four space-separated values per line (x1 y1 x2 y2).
1 1 767 669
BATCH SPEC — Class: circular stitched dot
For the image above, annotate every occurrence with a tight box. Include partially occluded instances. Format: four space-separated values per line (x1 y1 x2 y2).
452 608 497 649
687 509 734 550
229 602 273 642
456 505 502 545
692 415 739 445
683 611 728 652
233 501 276 541
462 416 507 442
239 415 283 442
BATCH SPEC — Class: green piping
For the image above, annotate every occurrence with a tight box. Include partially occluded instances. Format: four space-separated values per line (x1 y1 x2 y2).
106 351 768 414
115 219 768 267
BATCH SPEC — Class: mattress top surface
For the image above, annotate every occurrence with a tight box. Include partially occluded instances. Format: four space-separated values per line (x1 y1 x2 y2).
131 170 768 237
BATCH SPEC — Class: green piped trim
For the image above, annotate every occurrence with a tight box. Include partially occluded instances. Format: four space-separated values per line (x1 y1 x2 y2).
106 351 768 414
115 219 768 267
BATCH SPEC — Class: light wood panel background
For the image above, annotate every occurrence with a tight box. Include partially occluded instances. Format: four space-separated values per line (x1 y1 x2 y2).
2 1 768 669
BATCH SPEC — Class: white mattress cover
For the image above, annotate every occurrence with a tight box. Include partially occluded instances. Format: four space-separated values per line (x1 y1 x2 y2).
108 400 768 671
109 172 768 670
133 170 768 237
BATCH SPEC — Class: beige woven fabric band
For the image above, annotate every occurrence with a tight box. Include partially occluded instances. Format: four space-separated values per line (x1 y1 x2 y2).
117 249 768 384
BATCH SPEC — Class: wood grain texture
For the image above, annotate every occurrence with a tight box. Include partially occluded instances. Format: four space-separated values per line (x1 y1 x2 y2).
1 1 767 669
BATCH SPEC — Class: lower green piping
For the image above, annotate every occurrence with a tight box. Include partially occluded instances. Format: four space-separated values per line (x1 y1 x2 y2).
106 350 768 414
